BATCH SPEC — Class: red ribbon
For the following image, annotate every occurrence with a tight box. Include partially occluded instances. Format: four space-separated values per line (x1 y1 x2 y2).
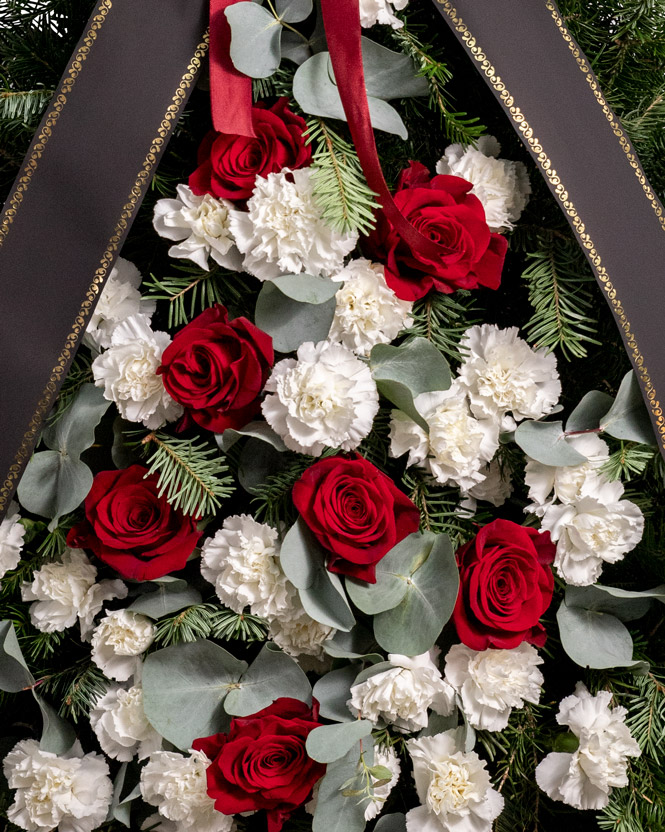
209 0 255 136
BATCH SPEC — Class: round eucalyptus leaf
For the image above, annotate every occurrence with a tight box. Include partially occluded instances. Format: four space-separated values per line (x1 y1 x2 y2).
17 450 93 526
514 420 587 466
0 620 35 692
275 0 312 23
374 814 407 832
42 383 110 455
270 273 339 304
226 2 282 79
255 281 336 353
600 370 656 445
306 719 373 763
312 665 357 722
300 569 356 632
35 693 76 755
216 421 287 453
127 579 202 620
312 738 374 832
224 644 311 716
565 390 614 433
556 601 647 671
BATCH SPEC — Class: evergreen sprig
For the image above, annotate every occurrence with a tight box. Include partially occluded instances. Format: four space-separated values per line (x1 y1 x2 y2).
46 352 93 425
37 661 108 723
152 603 268 646
139 431 235 518
405 291 482 361
0 88 52 122
305 118 380 235
144 264 239 329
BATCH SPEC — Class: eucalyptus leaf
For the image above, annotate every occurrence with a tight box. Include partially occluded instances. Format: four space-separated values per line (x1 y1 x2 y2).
255 280 336 353
369 338 451 432
281 29 312 64
323 626 382 663
374 814 407 832
0 620 34 692
306 719 373 763
143 641 247 749
42 383 110 455
107 763 141 828
127 577 202 619
216 421 287 453
418 710 459 738
564 584 659 622
17 450 93 528
300 568 356 632
226 2 282 79
556 601 647 671
224 644 311 716
312 665 357 722
270 273 339 304
600 370 656 445
35 693 76 755
275 0 312 22
312 738 374 832
514 420 587 466
565 390 615 433
280 517 325 589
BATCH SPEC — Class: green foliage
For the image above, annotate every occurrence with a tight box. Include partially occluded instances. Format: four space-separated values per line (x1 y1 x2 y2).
138 431 235 518
305 118 380 235
153 603 268 647
38 660 108 723
0 88 52 122
405 291 482 362
46 353 93 426
601 443 657 482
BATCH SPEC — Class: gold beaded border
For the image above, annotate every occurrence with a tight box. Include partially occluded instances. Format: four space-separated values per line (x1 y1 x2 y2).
435 0 665 452
0 27 209 515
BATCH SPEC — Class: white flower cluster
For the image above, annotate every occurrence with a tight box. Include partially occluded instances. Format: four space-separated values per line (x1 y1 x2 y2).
348 650 455 733
91 609 156 681
444 643 544 731
229 168 358 280
526 433 645 585
436 136 530 232
329 258 413 357
0 500 25 579
536 683 641 811
201 514 334 659
92 314 183 429
407 730 504 832
84 257 156 351
3 740 112 832
140 749 236 832
21 548 127 639
90 684 162 762
359 0 409 28
263 340 379 456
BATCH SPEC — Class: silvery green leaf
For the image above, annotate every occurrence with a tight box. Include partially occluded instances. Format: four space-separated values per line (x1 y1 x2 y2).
306 719 373 763
270 273 340 304
42 383 110 455
281 29 312 64
361 38 429 99
216 421 287 453
323 626 382 663
17 450 93 528
370 533 459 655
374 814 407 832
564 584 659 623
556 600 648 671
237 437 289 494
127 577 202 620
514 420 587 466
275 0 312 23
226 2 282 79
565 390 614 432
300 568 356 632
0 620 35 692
111 417 142 469
600 370 656 445
143 641 247 749
312 665 357 722
312 738 374 832
418 710 459 738
369 338 452 432
255 280 336 353
35 693 76 755
107 763 141 828
224 644 311 716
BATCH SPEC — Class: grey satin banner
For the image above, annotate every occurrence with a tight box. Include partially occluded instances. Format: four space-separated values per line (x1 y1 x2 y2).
0 0 208 520
432 0 665 459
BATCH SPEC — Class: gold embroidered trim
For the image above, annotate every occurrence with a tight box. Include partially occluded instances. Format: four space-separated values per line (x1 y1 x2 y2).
435 0 665 451
0 28 209 515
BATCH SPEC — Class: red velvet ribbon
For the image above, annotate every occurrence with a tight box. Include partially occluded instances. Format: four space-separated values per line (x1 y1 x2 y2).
209 0 255 136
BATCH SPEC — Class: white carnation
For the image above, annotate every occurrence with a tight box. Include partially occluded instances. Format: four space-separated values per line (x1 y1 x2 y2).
328 258 413 356
153 184 242 272
435 136 530 232
0 500 25 579
444 643 544 732
141 749 236 832
406 731 504 832
3 739 112 832
458 324 561 428
389 386 499 491
21 548 127 640
365 744 401 821
268 592 335 660
90 609 155 682
229 168 358 280
359 0 408 28
200 515 291 620
536 683 640 811
92 314 183 429
262 340 379 456
525 433 610 516
348 650 455 733
540 479 644 586
84 257 156 351
90 684 161 762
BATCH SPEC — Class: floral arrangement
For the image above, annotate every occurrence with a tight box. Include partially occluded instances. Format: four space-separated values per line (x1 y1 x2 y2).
2 2 665 832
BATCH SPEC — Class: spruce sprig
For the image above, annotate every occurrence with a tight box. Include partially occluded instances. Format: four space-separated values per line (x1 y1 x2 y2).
140 432 234 518
0 88 52 122
143 264 232 329
405 291 482 361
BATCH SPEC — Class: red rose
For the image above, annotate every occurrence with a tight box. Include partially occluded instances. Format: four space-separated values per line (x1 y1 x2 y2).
66 465 200 580
453 518 555 650
365 161 508 301
157 304 273 433
292 454 421 583
192 698 325 832
189 97 312 202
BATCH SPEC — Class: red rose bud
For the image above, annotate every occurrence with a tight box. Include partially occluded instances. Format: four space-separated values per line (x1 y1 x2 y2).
365 160 508 301
66 465 200 581
188 97 312 202
192 698 325 832
292 454 421 583
453 518 556 650
157 304 274 434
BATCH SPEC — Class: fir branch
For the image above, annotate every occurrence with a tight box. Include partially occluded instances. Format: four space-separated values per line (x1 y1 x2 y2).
153 603 218 646
37 660 108 723
210 608 269 643
46 352 93 425
601 443 657 482
305 118 380 236
0 88 52 122
405 291 483 362
140 431 235 518
401 468 486 543
521 235 602 359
